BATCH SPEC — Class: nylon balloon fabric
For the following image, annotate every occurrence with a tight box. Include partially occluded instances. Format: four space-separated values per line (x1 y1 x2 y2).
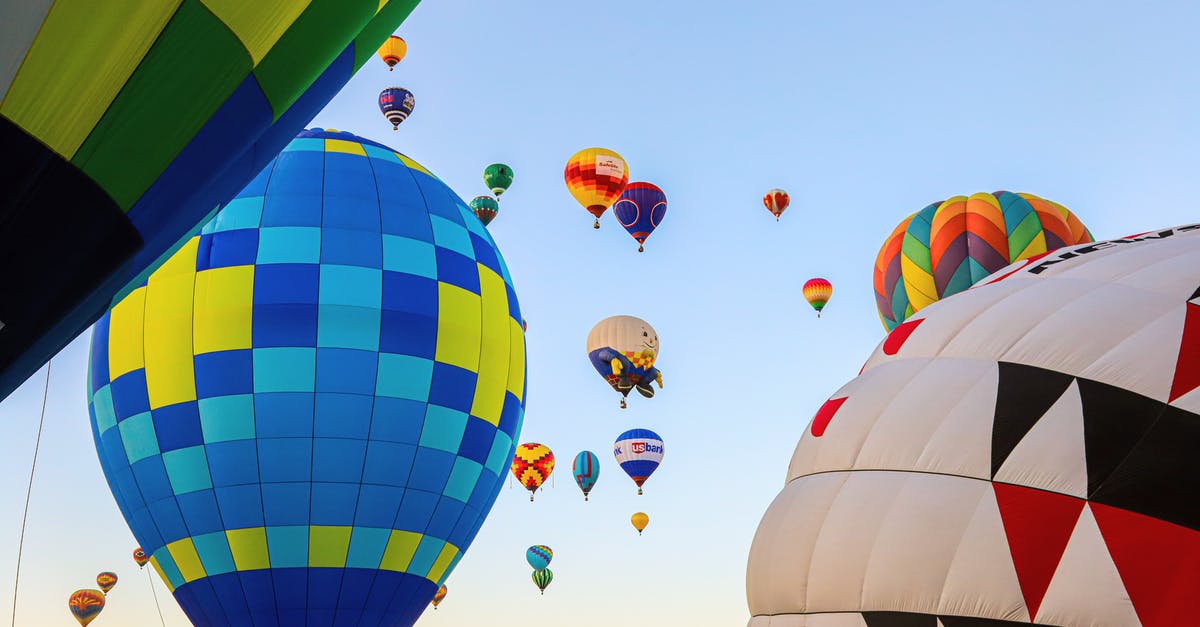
564 147 628 224
0 1 422 403
873 191 1092 331
748 225 1200 627
612 182 667 252
511 443 555 500
614 428 664 494
86 129 527 627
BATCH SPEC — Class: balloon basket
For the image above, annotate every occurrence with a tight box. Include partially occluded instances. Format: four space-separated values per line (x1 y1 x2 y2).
593 219 600 229
637 487 643 495
638 245 644 252
620 398 627 409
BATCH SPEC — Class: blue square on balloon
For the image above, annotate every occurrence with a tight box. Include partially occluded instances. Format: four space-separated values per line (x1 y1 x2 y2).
322 228 382 268
206 440 259 487
177 489 224 536
499 392 522 436
262 482 311 526
110 370 150 421
449 506 481 546
457 417 496 465
258 438 312 483
132 456 174 503
254 393 313 438
312 438 366 483
506 282 521 321
130 507 162 549
257 227 321 265
265 527 309 568
428 363 478 413
434 248 480 294
467 469 500 510
149 498 189 543
394 488 439 532
238 570 275 614
317 305 380 351
90 318 111 392
430 215 474 260
261 152 323 227
254 264 319 304
362 441 415 487
379 310 437 359
408 447 453 493
253 303 318 347
428 496 466 533
194 350 253 398
152 401 204 452
193 533 237 577
314 393 371 439
470 232 501 275
354 485 404 528
197 229 258 270
419 177 464 224
345 528 390 570
215 485 264 529
316 348 377 395
310 482 358 526
381 270 438 315
368 397 424 444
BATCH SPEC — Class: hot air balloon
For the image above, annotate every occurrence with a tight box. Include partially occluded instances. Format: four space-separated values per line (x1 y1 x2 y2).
614 428 664 495
747 225 1200 626
470 195 500 226
0 4 421 403
631 512 649 535
612 182 667 252
132 548 149 568
802 278 833 317
67 589 105 626
526 545 554 571
86 130 527 627
763 189 790 220
431 584 447 609
96 572 117 594
573 451 600 501
512 443 555 501
532 568 554 595
564 148 629 228
587 316 663 408
484 163 514 198
377 35 408 70
874 191 1093 331
379 87 416 130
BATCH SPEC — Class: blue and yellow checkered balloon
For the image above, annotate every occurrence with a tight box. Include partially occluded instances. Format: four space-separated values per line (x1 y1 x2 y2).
86 129 526 627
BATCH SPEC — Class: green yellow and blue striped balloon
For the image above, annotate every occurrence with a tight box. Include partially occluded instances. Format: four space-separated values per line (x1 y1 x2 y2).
532 568 553 595
873 191 1092 331
87 129 527 627
526 545 553 570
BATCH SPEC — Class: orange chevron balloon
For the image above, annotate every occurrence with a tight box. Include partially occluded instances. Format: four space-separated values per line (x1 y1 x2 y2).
511 443 555 501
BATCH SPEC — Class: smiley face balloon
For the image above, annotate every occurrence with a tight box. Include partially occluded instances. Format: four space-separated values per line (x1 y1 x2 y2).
586 315 664 408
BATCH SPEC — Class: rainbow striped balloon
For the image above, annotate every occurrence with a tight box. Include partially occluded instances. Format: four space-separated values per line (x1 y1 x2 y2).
802 278 833 316
874 192 1092 331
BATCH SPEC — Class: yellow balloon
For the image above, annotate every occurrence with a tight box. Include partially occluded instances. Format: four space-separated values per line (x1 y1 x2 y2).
564 148 629 228
377 35 408 70
631 512 649 535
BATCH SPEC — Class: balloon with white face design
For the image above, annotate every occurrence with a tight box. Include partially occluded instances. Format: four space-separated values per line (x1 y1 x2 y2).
586 315 665 408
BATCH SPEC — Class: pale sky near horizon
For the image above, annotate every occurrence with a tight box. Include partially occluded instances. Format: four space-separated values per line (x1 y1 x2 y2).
3 1 1200 625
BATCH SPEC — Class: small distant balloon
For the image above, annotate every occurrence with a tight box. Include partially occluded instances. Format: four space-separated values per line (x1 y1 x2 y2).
532 568 554 595
526 545 554 571
573 450 600 501
68 589 105 626
612 182 667 252
484 163 514 198
470 195 499 226
378 87 415 130
377 35 408 70
803 278 833 317
565 148 629 228
132 548 149 568
431 585 447 609
764 189 789 221
614 428 664 495
511 443 555 501
96 572 117 594
631 512 649 535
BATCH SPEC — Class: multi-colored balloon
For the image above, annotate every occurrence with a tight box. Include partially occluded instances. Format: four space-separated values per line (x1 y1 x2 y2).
512 443 555 501
67 589 105 626
377 35 408 70
532 568 554 595
526 545 554 571
874 191 1092 331
96 572 117 594
613 182 668 252
565 148 629 228
763 189 790 221
614 428 664 495
803 278 833 317
586 316 664 408
379 86 415 130
431 585 448 609
631 512 649 536
573 450 600 501
484 163 514 198
470 195 500 226
132 547 149 568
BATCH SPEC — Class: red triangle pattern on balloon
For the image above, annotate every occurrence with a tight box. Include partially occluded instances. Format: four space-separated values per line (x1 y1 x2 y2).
1168 301 1200 402
993 483 1085 620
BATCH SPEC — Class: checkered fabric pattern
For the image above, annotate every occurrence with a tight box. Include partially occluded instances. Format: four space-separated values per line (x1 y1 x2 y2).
87 129 526 627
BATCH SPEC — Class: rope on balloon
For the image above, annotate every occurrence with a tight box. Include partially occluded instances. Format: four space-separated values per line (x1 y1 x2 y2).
10 359 51 627
146 567 166 627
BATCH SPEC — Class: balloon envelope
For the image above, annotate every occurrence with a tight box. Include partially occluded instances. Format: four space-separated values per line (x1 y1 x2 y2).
379 86 415 129
526 545 553 570
0 1 421 403
96 572 117 594
748 225 1200 625
614 428 664 494
483 163 514 197
431 584 447 608
586 315 663 406
874 191 1092 331
573 450 600 500
803 278 833 315
511 443 554 499
612 182 667 252
87 129 526 627
763 189 789 220
133 547 149 568
68 589 105 626
377 35 408 69
564 148 628 227
631 512 649 534
470 195 499 226
532 568 553 594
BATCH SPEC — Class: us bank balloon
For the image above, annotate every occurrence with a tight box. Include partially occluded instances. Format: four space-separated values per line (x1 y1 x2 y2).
87 129 527 627
0 1 421 403
874 191 1092 331
748 225 1200 626
614 428 664 495
587 315 663 408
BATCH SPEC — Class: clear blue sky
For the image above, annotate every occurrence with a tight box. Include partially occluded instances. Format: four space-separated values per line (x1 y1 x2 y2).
4 1 1200 625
